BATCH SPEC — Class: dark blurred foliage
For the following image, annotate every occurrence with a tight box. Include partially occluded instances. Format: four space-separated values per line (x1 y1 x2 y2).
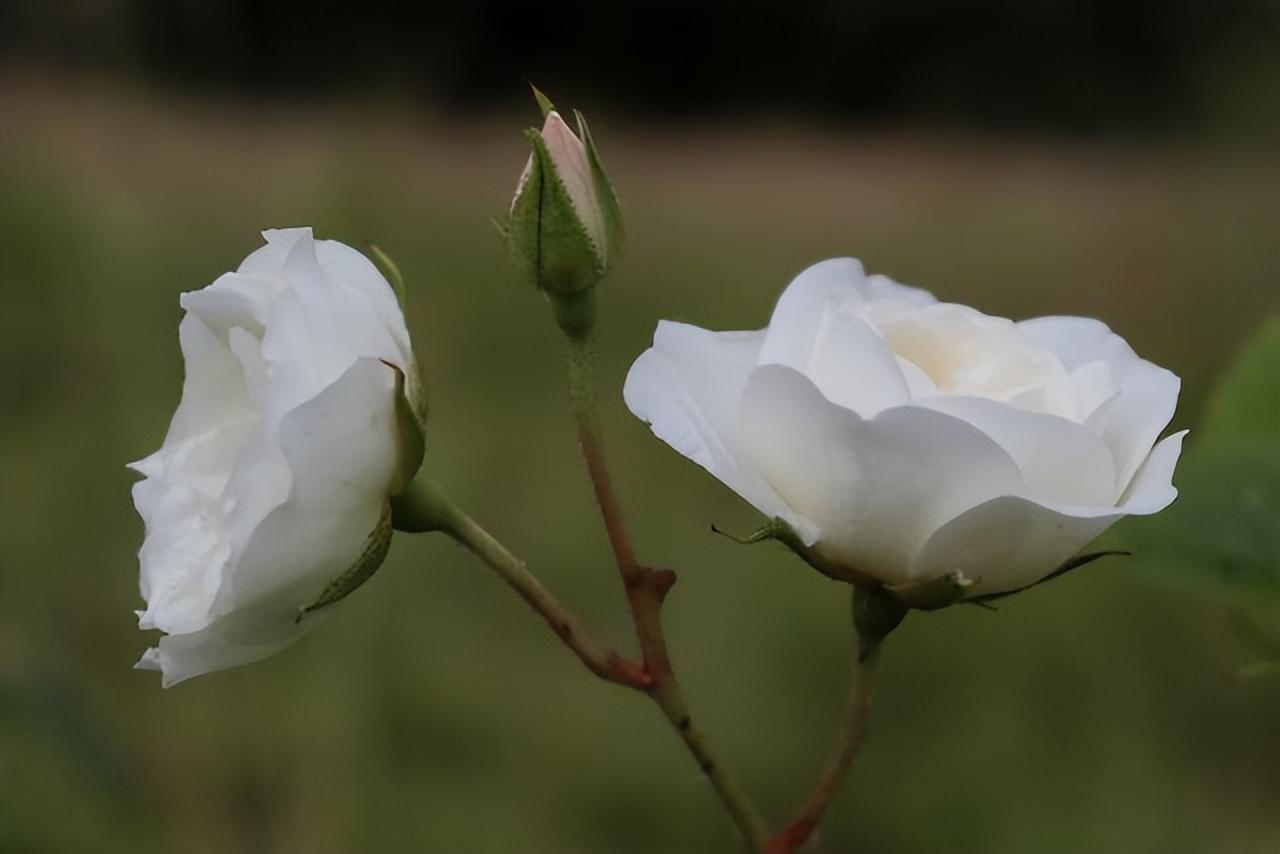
3 0 1278 133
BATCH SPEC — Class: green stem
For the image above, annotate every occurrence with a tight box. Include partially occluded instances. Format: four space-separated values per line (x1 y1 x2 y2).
565 330 771 852
768 629 883 854
396 476 649 689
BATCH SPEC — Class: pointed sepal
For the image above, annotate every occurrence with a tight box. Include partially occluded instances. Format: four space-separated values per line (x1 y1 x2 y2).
381 359 427 495
968 550 1131 607
574 109 624 267
298 506 394 620
888 570 976 611
529 82 556 118
367 242 407 310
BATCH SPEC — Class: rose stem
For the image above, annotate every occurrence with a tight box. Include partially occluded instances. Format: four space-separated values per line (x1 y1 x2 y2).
565 330 772 853
768 632 883 854
423 489 650 689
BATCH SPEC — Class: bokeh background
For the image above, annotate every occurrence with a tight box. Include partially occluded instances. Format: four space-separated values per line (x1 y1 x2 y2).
2 2 1277 852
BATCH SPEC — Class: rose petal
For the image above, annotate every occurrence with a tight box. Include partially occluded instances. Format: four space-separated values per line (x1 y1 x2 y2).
1117 430 1186 514
219 356 400 612
917 396 1118 506
738 365 1024 582
909 496 1120 597
313 238 416 371
146 357 399 686
258 233 407 424
913 430 1186 596
624 322 812 538
757 258 934 417
1019 316 1181 491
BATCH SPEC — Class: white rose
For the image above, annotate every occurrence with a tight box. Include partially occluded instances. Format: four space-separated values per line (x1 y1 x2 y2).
130 228 424 686
624 258 1185 598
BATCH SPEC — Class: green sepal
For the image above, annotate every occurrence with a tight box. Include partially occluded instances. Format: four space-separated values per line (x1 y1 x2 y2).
381 359 427 495
967 550 1130 608
509 127 603 294
390 473 459 534
888 570 975 611
529 83 556 118
507 137 544 289
366 242 407 310
298 505 394 620
712 517 876 586
574 109 624 267
851 584 909 657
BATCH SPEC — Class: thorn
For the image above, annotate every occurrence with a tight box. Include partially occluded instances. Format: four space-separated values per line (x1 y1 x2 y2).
649 568 677 601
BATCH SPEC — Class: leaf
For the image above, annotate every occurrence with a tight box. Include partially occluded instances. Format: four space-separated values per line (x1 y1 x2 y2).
1200 316 1280 445
1124 440 1280 602
1121 319 1280 604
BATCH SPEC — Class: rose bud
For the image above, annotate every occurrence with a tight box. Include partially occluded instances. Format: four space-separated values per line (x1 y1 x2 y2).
130 228 426 686
506 91 623 335
625 258 1185 606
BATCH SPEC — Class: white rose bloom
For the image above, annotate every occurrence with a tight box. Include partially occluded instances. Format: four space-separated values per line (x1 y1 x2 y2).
625 259 1185 597
130 228 422 686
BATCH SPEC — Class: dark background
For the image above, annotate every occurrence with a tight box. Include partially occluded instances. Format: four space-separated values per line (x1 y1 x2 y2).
3 0 1278 133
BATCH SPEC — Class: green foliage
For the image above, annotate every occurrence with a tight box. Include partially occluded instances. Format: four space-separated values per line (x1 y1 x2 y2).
1201 317 1280 444
1125 319 1280 603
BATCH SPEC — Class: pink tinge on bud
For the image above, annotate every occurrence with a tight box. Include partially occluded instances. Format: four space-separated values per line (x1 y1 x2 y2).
534 112 607 254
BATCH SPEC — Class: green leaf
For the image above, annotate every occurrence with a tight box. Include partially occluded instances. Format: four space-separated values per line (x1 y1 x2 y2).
1124 440 1280 602
1201 316 1280 444
1120 320 1280 605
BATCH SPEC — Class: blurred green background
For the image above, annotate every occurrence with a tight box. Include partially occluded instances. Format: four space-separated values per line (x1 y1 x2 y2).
2 4 1279 851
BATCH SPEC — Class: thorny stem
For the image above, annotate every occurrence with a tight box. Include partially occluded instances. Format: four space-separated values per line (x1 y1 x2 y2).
565 330 772 852
768 633 883 854
418 479 650 690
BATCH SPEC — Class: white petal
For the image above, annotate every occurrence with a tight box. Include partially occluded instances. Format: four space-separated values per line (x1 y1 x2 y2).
623 322 810 537
237 227 313 275
132 475 233 634
216 356 399 614
179 271 282 340
1017 315 1138 373
757 259 921 417
136 608 334 688
146 357 399 686
1089 359 1181 494
152 313 256 449
1019 316 1181 490
737 366 1024 583
1119 430 1186 514
259 234 407 423
313 238 416 370
910 496 1120 597
912 430 1186 597
917 396 1118 506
